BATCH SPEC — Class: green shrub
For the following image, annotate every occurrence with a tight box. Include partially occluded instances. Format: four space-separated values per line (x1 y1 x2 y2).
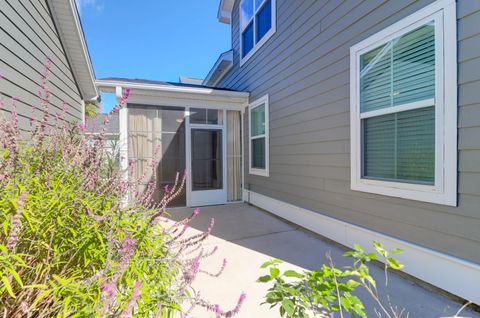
0 61 244 317
258 242 405 318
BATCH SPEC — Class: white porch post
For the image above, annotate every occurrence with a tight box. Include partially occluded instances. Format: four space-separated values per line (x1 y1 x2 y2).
185 108 192 207
117 86 129 182
241 108 245 202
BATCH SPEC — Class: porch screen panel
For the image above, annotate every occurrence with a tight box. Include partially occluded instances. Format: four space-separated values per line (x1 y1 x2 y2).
227 111 242 201
128 105 186 206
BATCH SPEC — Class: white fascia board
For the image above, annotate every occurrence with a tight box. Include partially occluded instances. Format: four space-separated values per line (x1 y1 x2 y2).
218 0 235 24
48 0 98 100
95 79 249 99
203 50 234 87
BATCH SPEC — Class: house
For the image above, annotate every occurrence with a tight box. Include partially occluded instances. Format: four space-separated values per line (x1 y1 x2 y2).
95 0 480 305
0 0 97 129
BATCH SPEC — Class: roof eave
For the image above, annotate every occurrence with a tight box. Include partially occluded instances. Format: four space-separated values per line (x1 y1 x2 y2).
203 50 234 87
47 0 98 100
217 0 235 24
95 79 250 99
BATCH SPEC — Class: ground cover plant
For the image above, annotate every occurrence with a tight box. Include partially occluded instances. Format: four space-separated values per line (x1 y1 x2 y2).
258 242 473 318
0 60 244 317
258 242 405 318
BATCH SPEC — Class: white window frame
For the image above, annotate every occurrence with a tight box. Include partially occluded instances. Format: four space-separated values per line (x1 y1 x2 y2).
249 94 270 177
349 0 457 206
239 0 276 66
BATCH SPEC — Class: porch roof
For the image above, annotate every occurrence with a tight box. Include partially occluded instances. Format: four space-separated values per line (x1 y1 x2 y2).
96 77 246 94
96 77 249 110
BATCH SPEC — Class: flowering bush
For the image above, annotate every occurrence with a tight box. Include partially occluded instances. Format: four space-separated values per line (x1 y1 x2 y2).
0 61 244 317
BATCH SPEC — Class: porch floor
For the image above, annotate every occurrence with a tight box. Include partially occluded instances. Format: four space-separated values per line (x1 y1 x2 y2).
169 203 479 318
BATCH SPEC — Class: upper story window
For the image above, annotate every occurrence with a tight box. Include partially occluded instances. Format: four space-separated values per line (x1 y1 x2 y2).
240 0 276 65
350 0 457 206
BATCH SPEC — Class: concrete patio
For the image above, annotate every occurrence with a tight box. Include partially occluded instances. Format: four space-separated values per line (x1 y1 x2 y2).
169 203 479 318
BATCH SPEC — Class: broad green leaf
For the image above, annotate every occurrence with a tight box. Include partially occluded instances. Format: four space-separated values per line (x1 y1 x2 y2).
257 275 272 283
391 248 404 255
281 299 295 316
373 241 387 257
353 244 363 252
270 267 280 279
283 270 304 279
261 259 282 268
387 257 404 270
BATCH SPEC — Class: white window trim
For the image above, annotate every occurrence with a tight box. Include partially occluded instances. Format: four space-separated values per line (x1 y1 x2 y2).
239 0 276 66
349 0 457 206
249 94 270 177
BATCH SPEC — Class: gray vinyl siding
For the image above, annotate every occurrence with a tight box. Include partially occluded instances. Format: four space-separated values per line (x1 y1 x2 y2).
0 0 83 131
218 0 480 264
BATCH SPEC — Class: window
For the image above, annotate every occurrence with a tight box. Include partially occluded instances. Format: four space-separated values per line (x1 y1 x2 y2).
190 108 224 125
249 95 269 176
350 0 457 206
240 0 276 65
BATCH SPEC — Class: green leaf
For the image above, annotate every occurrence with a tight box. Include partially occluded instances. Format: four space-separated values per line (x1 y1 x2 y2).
391 248 404 255
257 275 272 283
270 267 280 279
373 241 387 257
30 289 52 309
63 296 71 317
53 274 68 285
2 222 8 237
387 257 404 270
281 299 295 317
23 284 49 289
346 279 360 289
353 244 364 252
261 259 282 268
5 267 23 287
1 276 15 298
0 244 8 254
283 270 304 278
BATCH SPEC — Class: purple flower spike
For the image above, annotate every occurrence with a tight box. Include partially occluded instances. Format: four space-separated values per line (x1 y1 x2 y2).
77 122 86 132
214 304 221 316
123 88 131 100
239 293 247 302
193 208 200 216
164 184 170 194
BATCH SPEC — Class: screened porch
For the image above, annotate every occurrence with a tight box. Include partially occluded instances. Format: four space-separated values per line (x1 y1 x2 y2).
96 78 249 207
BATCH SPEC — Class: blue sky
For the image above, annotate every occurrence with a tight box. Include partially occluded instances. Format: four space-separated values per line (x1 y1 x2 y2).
76 0 231 112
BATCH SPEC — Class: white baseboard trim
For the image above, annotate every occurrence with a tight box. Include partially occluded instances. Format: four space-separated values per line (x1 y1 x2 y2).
243 189 480 305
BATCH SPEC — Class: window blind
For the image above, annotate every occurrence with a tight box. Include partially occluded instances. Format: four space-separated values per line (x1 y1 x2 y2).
360 23 435 113
363 106 435 184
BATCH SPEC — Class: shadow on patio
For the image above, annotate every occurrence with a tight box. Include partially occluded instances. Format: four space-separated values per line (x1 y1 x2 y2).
168 203 479 318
